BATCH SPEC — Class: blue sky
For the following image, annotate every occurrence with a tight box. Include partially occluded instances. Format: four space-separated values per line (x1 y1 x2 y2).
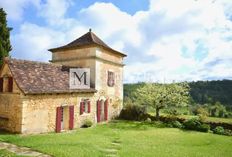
1 0 232 83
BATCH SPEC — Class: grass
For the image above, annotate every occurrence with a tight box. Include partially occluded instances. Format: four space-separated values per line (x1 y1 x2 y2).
0 121 232 157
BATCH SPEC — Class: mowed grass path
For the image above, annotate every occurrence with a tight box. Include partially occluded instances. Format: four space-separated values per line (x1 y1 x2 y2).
0 121 232 157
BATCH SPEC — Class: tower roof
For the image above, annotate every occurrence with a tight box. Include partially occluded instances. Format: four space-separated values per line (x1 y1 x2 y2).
48 30 126 57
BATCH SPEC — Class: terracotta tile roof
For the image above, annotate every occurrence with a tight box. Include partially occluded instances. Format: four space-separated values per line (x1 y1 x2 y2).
48 30 127 57
5 58 96 94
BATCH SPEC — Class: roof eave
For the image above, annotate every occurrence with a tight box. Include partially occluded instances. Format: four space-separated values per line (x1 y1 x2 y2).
48 44 127 57
24 89 97 95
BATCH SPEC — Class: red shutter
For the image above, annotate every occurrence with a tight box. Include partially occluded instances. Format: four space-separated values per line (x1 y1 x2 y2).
104 99 108 121
80 102 84 115
88 101 91 113
97 100 101 123
56 107 62 133
8 77 13 92
69 106 74 130
0 78 3 92
112 73 115 86
107 71 110 86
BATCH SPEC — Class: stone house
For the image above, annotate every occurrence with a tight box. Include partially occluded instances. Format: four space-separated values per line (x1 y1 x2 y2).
0 30 126 134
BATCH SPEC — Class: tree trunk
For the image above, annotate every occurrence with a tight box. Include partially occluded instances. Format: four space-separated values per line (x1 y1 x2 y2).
156 107 160 120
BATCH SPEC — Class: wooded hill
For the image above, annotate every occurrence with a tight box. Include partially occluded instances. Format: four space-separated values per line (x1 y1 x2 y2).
124 80 232 107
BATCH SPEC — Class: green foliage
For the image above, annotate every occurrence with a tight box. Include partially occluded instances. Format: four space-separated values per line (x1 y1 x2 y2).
213 126 225 135
166 120 183 128
197 124 210 132
82 119 93 128
135 82 189 119
224 129 232 136
124 80 232 118
213 126 232 136
119 104 147 121
0 8 12 65
189 80 232 107
183 118 210 132
183 118 201 130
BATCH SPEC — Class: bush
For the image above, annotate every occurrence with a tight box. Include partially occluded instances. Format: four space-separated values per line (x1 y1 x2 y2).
213 126 232 136
213 126 225 135
197 124 210 132
183 118 210 132
82 119 93 128
183 118 201 130
224 129 232 136
167 120 183 128
119 104 147 121
172 121 183 128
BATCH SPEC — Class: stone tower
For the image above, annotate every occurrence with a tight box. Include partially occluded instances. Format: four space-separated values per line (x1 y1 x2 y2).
49 30 126 118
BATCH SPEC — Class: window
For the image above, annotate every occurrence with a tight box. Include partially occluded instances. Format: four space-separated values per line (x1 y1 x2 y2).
107 71 115 87
0 76 13 93
80 99 90 115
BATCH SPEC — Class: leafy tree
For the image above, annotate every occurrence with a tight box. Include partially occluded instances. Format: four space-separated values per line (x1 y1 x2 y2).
0 8 12 66
136 83 189 120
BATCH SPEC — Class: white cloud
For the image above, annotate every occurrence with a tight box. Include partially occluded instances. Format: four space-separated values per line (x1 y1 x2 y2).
0 0 41 21
6 0 232 82
11 23 65 61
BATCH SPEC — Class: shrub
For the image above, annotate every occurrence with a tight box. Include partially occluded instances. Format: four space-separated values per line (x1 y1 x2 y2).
213 126 225 135
183 118 201 130
197 124 210 132
224 129 232 136
172 121 183 128
213 126 232 136
119 104 147 121
183 118 210 132
166 120 183 129
82 119 93 128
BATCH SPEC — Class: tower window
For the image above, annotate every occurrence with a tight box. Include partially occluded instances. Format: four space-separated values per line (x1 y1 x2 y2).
107 71 115 87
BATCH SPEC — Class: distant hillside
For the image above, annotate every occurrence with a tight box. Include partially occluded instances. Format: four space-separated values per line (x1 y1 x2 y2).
124 80 232 106
189 80 232 106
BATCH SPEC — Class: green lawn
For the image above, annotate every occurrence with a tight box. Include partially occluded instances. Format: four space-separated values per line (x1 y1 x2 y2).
0 121 232 157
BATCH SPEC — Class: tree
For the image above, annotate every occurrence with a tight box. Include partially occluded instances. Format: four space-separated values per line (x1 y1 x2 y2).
136 82 190 120
0 8 12 66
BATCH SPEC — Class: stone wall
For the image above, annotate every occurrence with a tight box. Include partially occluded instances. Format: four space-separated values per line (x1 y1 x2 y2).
95 60 123 119
0 63 23 133
21 93 98 134
0 93 22 133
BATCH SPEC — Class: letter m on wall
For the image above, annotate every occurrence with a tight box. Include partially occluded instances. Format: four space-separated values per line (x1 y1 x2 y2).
69 68 90 89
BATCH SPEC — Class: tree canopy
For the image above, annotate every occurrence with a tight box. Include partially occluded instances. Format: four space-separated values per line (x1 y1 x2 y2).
0 8 12 65
135 83 189 119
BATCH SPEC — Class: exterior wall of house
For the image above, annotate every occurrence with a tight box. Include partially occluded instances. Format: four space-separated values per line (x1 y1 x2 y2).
51 47 97 88
51 46 124 120
20 93 97 134
95 60 123 119
0 64 23 133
